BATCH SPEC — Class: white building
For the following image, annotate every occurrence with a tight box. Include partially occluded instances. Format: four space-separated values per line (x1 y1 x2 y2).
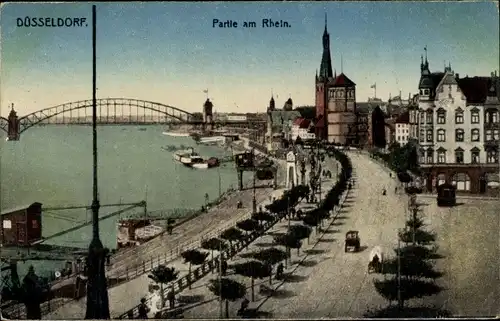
394 111 410 146
291 118 315 141
416 56 499 194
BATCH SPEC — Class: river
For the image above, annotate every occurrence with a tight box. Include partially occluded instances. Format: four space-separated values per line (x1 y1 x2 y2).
0 125 245 278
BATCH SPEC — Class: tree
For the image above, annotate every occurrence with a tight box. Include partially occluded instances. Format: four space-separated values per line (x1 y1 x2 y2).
251 248 289 285
180 249 209 289
288 224 312 244
208 278 246 318
201 238 228 271
274 233 302 264
236 219 260 234
302 212 321 234
251 211 275 226
232 260 271 301
374 277 442 305
220 227 244 248
148 265 179 308
7 266 50 320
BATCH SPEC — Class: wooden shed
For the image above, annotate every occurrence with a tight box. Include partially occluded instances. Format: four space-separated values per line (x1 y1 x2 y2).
1 202 43 246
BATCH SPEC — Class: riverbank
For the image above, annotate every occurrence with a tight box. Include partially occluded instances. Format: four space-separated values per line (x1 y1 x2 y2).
5 138 287 319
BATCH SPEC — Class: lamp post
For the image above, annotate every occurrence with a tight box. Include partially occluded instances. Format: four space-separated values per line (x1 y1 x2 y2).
85 5 110 319
252 149 257 214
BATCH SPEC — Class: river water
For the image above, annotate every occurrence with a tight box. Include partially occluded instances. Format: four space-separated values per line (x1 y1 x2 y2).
0 125 244 278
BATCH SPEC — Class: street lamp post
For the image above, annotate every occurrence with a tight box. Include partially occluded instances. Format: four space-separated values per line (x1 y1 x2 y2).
252 149 257 214
85 5 110 319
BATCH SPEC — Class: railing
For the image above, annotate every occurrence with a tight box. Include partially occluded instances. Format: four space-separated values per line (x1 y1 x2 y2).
118 219 278 319
1 180 272 319
120 156 348 319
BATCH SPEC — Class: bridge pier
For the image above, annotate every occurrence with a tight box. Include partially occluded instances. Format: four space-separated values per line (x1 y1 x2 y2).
7 105 20 141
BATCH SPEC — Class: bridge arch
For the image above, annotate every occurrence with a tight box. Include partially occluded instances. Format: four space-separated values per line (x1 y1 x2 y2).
1 98 195 134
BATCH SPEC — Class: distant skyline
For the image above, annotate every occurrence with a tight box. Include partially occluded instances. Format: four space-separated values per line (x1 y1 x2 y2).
1 1 499 116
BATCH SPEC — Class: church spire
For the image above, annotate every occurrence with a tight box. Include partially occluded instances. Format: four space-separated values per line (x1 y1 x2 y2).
319 13 333 80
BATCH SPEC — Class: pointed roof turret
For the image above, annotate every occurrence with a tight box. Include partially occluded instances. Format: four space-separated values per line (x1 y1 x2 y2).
319 13 333 80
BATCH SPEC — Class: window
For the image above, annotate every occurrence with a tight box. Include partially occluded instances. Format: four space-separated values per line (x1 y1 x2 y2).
420 129 425 142
455 111 464 124
437 129 446 142
451 173 471 191
437 150 446 163
455 129 464 142
426 149 433 163
471 111 480 124
455 149 464 164
494 129 500 140
426 129 433 142
419 149 425 163
494 112 499 123
420 111 425 124
32 219 39 229
486 129 493 141
471 129 480 142
486 111 499 123
397 136 401 141
471 149 480 164
437 111 446 124
426 111 433 124
424 89 429 95
486 150 498 163
2 219 12 229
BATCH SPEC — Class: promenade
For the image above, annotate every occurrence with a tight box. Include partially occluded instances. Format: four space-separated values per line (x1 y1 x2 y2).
176 156 342 318
42 144 289 319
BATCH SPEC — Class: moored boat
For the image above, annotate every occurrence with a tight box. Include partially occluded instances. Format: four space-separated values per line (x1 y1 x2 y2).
190 157 220 169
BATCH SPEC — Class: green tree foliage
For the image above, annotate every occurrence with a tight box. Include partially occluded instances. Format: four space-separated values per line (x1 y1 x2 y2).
288 224 312 243
220 227 244 245
294 106 316 120
201 238 228 268
180 249 209 289
251 247 289 285
374 278 442 303
236 219 260 234
148 265 179 308
208 278 246 318
251 211 274 225
232 260 272 301
398 229 436 246
274 233 302 259
5 266 50 320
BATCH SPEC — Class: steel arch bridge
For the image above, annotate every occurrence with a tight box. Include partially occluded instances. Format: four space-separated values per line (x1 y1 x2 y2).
0 98 195 134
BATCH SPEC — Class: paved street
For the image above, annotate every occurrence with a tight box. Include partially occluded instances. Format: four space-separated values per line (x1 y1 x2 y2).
417 196 499 317
175 156 342 318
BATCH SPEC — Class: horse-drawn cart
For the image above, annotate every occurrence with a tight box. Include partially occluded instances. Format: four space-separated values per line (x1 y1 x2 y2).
368 246 383 273
344 230 360 252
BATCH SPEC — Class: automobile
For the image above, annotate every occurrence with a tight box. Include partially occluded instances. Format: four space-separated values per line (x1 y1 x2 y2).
344 230 360 252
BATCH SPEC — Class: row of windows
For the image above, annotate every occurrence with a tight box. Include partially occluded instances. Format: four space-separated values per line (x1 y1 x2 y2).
328 90 355 99
420 109 499 125
419 128 500 143
420 149 498 164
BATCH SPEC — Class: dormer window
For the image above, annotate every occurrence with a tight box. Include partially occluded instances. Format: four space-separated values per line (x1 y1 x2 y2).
424 89 429 95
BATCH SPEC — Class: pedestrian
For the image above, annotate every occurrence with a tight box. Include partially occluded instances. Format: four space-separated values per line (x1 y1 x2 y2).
237 297 250 316
167 289 175 309
138 298 150 319
221 259 228 276
276 263 284 280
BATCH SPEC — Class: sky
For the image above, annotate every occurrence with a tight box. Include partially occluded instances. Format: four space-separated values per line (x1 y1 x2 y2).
1 1 499 116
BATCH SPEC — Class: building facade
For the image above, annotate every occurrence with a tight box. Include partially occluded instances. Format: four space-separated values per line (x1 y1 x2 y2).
417 56 499 194
395 111 410 146
315 15 357 145
291 118 315 141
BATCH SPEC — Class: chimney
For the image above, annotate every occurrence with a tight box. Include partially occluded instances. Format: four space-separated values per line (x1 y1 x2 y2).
455 73 459 79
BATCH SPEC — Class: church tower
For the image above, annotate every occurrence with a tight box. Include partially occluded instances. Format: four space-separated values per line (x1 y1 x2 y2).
315 14 334 141
266 95 275 151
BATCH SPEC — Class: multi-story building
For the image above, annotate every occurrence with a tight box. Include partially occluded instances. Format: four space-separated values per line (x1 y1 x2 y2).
417 55 499 194
291 118 315 141
395 111 410 146
315 15 357 145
